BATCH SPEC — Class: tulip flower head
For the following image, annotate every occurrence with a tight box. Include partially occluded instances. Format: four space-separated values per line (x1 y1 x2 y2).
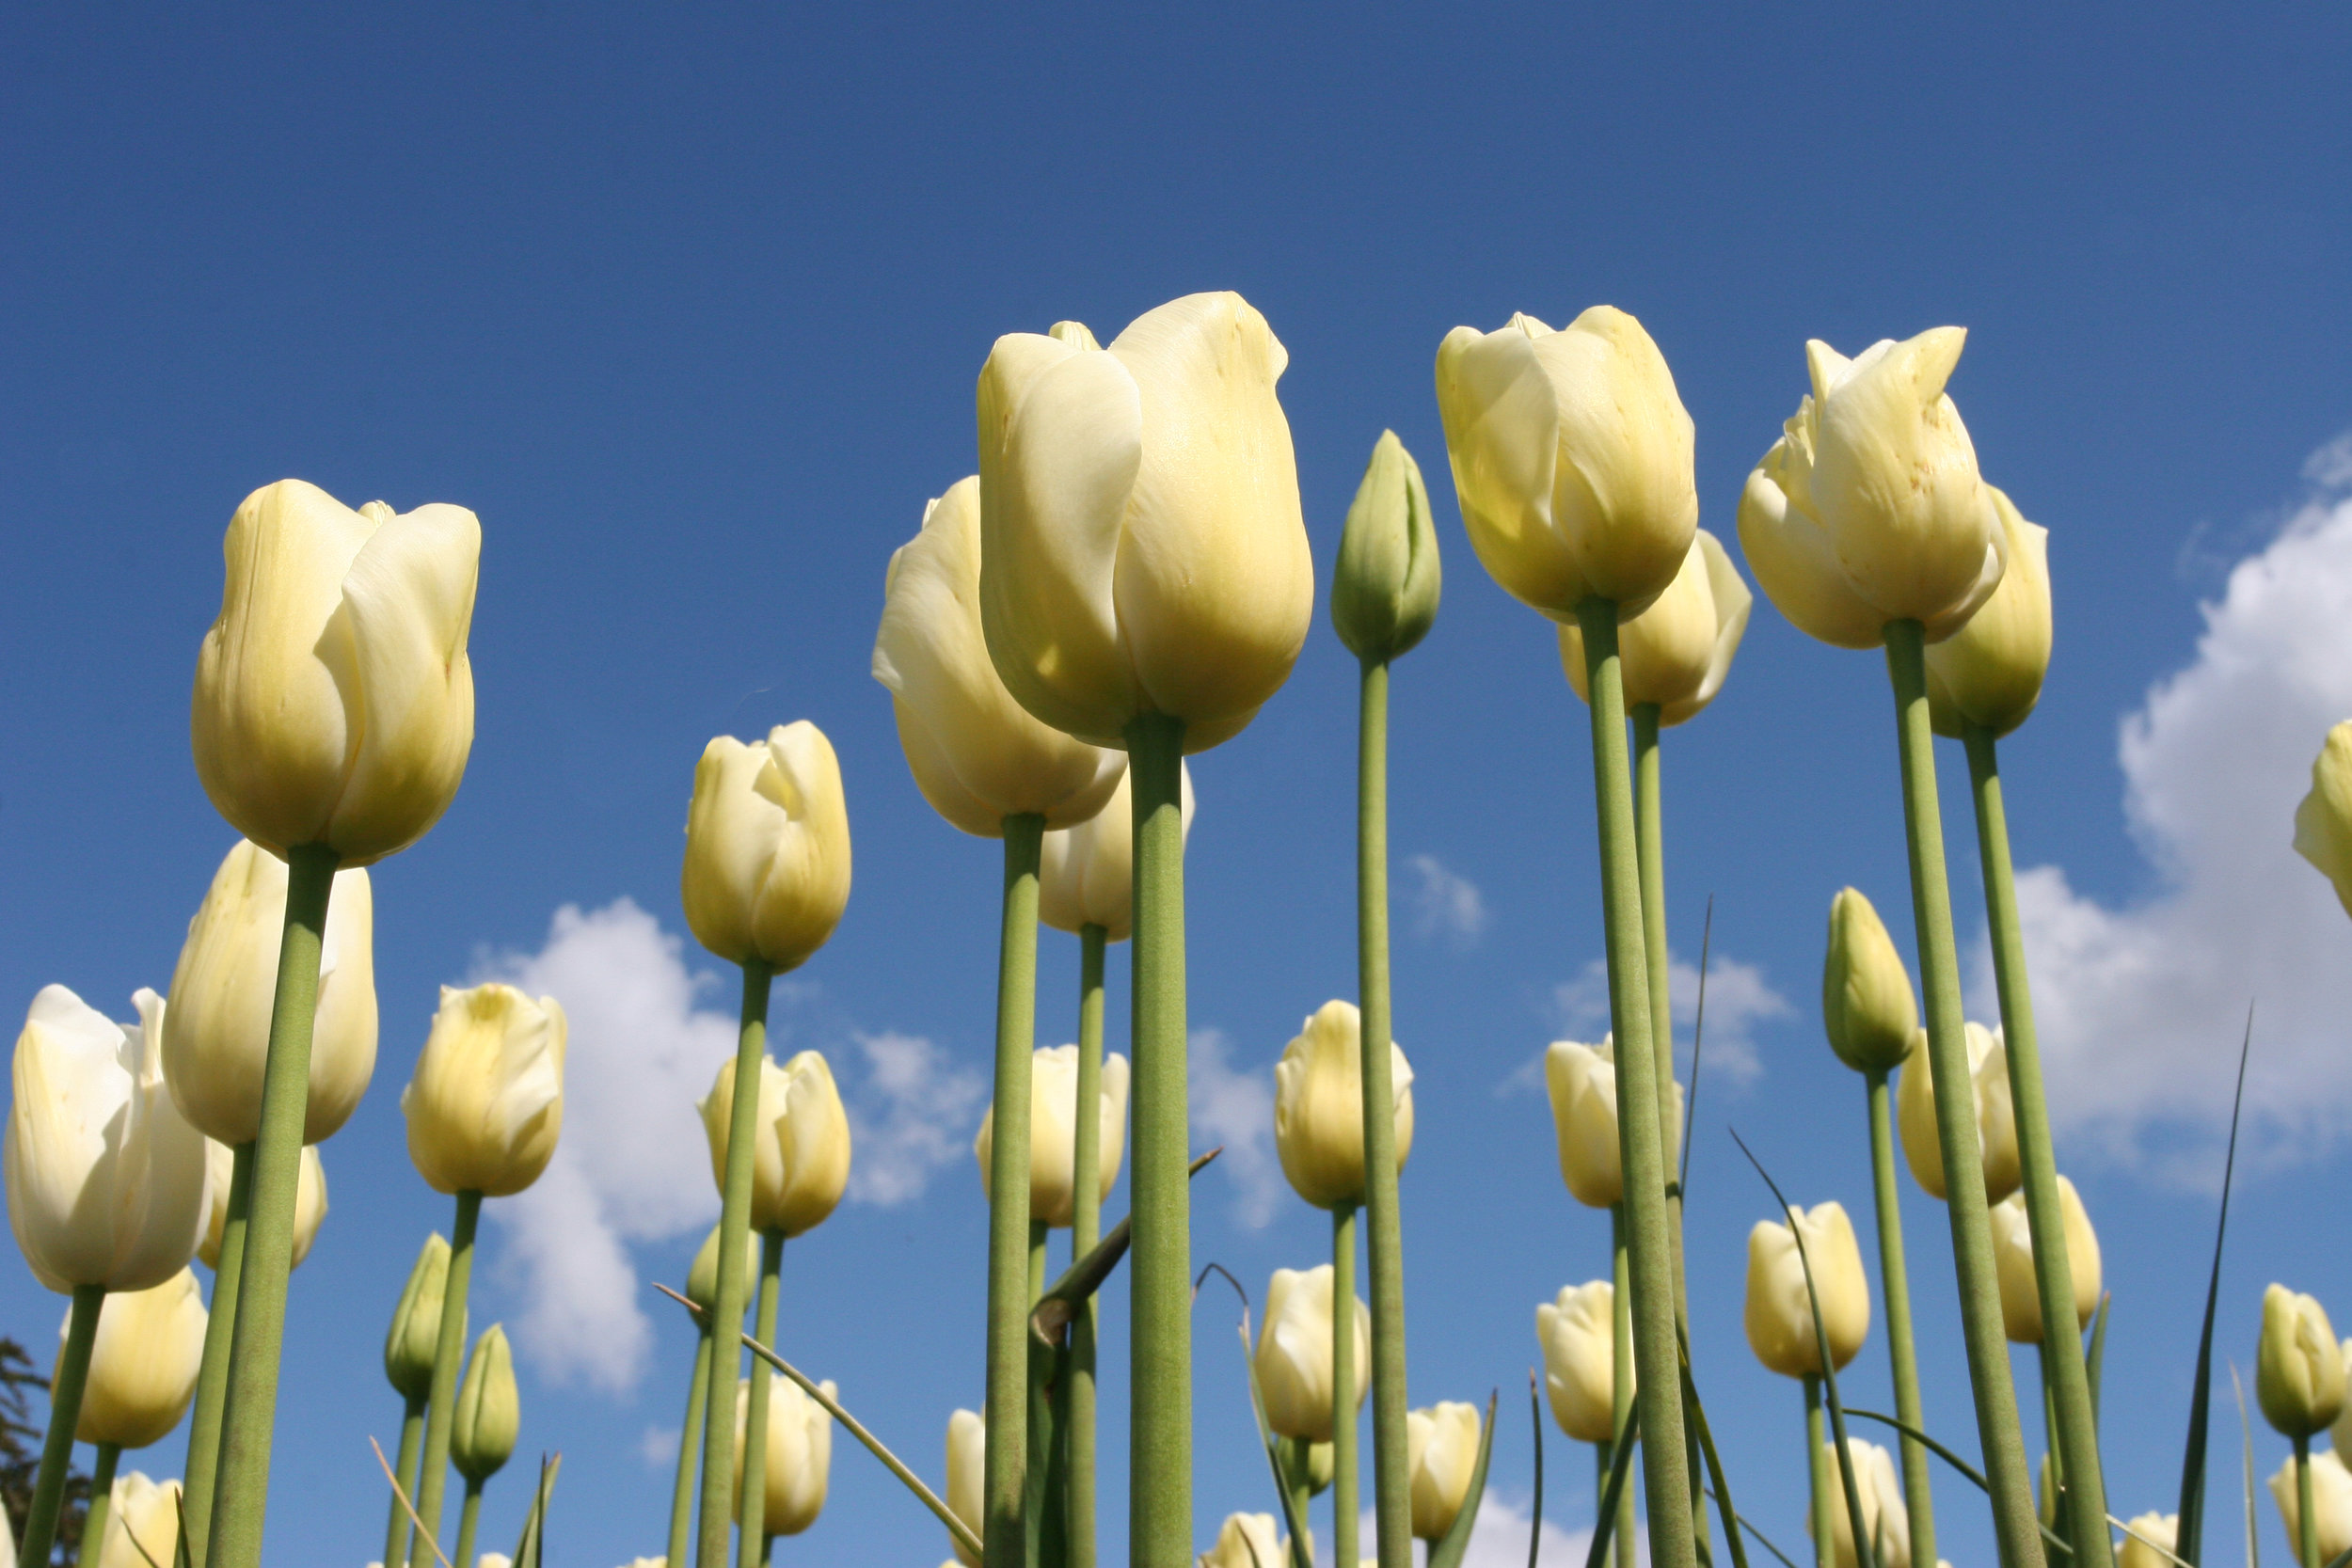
1200 1513 1290 1568
1037 758 1195 942
385 1231 453 1401
165 838 377 1147
977 293 1314 755
191 480 479 866
686 1221 761 1317
1252 1264 1371 1444
1810 1437 1911 1568
7 986 208 1292
200 1139 326 1272
2294 721 2352 919
1744 1200 1871 1379
452 1323 519 1484
1543 1037 1684 1210
700 1051 852 1239
95 1472 182 1568
1925 486 2052 738
1406 1401 1483 1540
1896 1022 2020 1204
2274 1449 2352 1564
403 984 567 1198
733 1372 834 1537
1332 430 1443 662
1989 1174 2102 1345
1535 1281 1618 1445
70 1267 205 1449
1821 889 1919 1075
973 1044 1129 1228
681 723 853 974
1274 1000 1414 1211
2118 1513 2179 1568
1559 530 1753 723
946 1408 983 1568
2258 1284 2346 1439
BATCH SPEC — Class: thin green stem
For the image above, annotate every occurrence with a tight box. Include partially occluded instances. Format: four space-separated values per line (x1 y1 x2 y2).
74 1441 120 1568
204 841 336 1568
987 815 1045 1568
2296 1437 2317 1568
414 1189 483 1561
1333 1203 1360 1568
1964 723 2111 1568
453 1481 483 1568
1027 1220 1068 1568
1865 1069 1935 1568
1068 923 1106 1568
1612 1205 1637 1568
1577 602 1697 1568
383 1392 426 1568
696 958 773 1568
1125 712 1190 1568
1630 705 1687 1303
24 1284 103 1568
737 1230 784 1567
1883 621 2041 1568
1806 1379 1832 1568
669 1329 713 1568
183 1139 251 1564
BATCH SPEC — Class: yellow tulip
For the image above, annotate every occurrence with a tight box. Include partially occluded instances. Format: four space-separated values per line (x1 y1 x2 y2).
1821 889 1918 1075
1744 1201 1871 1379
72 1268 205 1449
1989 1175 2102 1345
946 1408 983 1568
1332 430 1443 662
2118 1513 2179 1568
2258 1284 2346 1438
1252 1264 1371 1444
1559 531 1752 723
1543 1037 1683 1210
2273 1449 2352 1563
733 1373 833 1538
1926 487 2051 738
699 1052 851 1239
1406 1401 1483 1540
402 985 566 1198
1535 1281 1617 1445
200 1140 326 1271
1811 1437 1912 1568
973 1045 1128 1228
94 1472 181 1568
2293 721 2352 919
1896 1022 2020 1204
1037 759 1194 942
1273 1000 1414 1211
681 723 852 973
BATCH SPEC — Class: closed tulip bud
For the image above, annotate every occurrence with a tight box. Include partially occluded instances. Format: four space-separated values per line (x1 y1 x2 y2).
386 1232 454 1400
403 985 567 1198
946 1408 984 1568
1038 759 1195 941
1274 1000 1414 1211
681 724 852 973
874 476 1123 837
977 293 1314 754
686 1222 760 1317
1744 1201 1871 1379
1435 307 1698 621
1810 1438 1911 1568
1200 1513 1290 1568
1406 1401 1482 1541
1333 430 1442 662
699 1051 851 1239
2293 721 2352 918
1559 531 1753 723
191 480 478 865
1535 1281 1617 1445
7 987 207 1292
2118 1513 2179 1568
1252 1264 1371 1443
1821 889 1918 1074
70 1267 205 1449
164 839 377 1147
2274 1449 2352 1563
1990 1175 2102 1344
1737 331 2005 649
2331 1341 2352 1455
733 1373 834 1537
1926 487 2051 738
2258 1284 2346 1438
1896 1022 2020 1204
1543 1037 1684 1210
973 1045 1129 1227
95 1473 181 1568
1276 1436 1335 1497
200 1139 326 1271
451 1323 518 1483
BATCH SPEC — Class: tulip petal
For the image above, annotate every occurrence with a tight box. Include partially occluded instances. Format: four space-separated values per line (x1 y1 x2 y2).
1737 454 1890 649
1538 307 1699 610
1436 321 1592 618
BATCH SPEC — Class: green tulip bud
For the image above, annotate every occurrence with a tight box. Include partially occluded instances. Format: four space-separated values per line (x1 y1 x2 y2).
1821 888 1918 1073
2258 1284 2346 1439
687 1221 760 1318
1332 431 1441 662
1275 1435 1334 1498
385 1232 453 1402
451 1323 518 1483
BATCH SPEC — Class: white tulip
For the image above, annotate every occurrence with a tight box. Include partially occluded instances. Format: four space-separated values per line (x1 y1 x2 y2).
973 1045 1128 1228
199 1139 326 1271
72 1267 206 1449
2273 1449 2352 1564
1744 1201 1871 1379
700 1051 851 1239
1406 1401 1483 1540
946 1408 984 1568
1989 1176 2102 1345
95 1472 181 1568
681 723 852 974
1811 1437 1912 1568
1038 760 1195 942
1896 1022 2021 1204
1536 1281 1618 1445
1543 1037 1682 1210
402 985 566 1197
1559 530 1752 723
733 1372 834 1537
1274 1000 1413 1212
1252 1265 1370 1444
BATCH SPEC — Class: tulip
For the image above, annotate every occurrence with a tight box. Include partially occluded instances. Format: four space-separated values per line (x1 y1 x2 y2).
1332 430 1443 663
1535 1282 1617 1445
201 1140 326 1271
2294 721 2352 919
1811 1438 1911 1568
731 1373 833 1538
946 1408 984 1568
2275 1450 2352 1567
382 1232 455 1568
1896 1022 2020 1204
404 985 567 1199
1744 1202 1872 1379
2118 1513 2179 1568
2259 1286 2346 1439
687 1222 760 1317
1990 1176 2103 1345
699 1051 851 1240
1272 1001 1415 1212
1925 488 2051 740
94 1472 182 1568
1559 531 1752 723
680 723 854 974
1038 759 1195 942
70 1267 205 1449
973 1045 1129 1228
1252 1265 1371 1444
1200 1513 1290 1568
1543 1037 1684 1210
874 475 1124 837
1822 889 1919 1075
1406 1402 1482 1541
453 1325 519 1484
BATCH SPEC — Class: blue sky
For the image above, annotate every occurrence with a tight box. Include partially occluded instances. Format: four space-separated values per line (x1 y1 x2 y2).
6 4 2352 1566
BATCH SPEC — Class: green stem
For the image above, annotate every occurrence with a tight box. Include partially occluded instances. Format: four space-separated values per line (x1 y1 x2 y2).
1333 1203 1360 1568
1963 723 2111 1568
1026 1221 1069 1568
2296 1436 2317 1568
453 1481 483 1568
1124 712 1190 1568
1576 601 1697 1568
1882 621 2041 1568
987 815 1046 1568
669 1329 714 1568
183 1140 253 1563
697 958 773 1568
414 1189 483 1561
1068 924 1106 1568
203 841 336 1568
383 1392 426 1568
737 1230 784 1566
1630 705 1687 1302
23 1284 103 1568
1806 1379 1832 1568
74 1441 120 1568
1865 1071 1935 1568
1612 1205 1637 1568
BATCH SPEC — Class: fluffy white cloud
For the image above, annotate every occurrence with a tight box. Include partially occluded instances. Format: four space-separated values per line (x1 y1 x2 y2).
847 1030 986 1206
1188 1026 1281 1229
1409 853 1488 946
1546 951 1790 1089
1315 1494 1597 1567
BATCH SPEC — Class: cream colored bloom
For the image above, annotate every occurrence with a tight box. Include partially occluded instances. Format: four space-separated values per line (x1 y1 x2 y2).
1273 1000 1414 1211
2273 1449 2352 1563
734 1372 833 1537
1253 1264 1371 1444
199 1140 326 1271
946 1408 983 1568
1926 487 2050 738
191 480 478 865
681 723 852 973
2258 1284 2345 1437
1560 531 1751 723
164 839 377 1147
1744 1201 1871 1378
1406 1401 1483 1540
1543 1037 1683 1211
1038 758 1195 942
1199 1513 1289 1568
453 1323 518 1483
977 293 1313 754
1990 1175 2102 1345
1435 307 1698 621
1896 1022 2020 1204
72 1267 205 1449
2118 1513 2179 1568
1822 889 1918 1075
95 1472 181 1568
1535 1281 1617 1445
2294 721 2352 919
973 1045 1129 1228
1811 1438 1911 1568
875 476 1123 837
402 985 566 1197
1332 430 1443 662
700 1051 851 1239
385 1231 453 1400
1737 331 2004 648
7 987 207 1292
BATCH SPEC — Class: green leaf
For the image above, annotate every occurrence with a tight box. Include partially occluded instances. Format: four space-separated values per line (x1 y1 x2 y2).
1845 1409 2074 1559
510 1452 561 1568
2179 1010 2254 1568
1677 1326 1752 1568
1427 1390 1500 1568
2088 1293 2112 1430
1584 1401 1644 1568
1033 1149 1219 1349
1530 1372 1547 1568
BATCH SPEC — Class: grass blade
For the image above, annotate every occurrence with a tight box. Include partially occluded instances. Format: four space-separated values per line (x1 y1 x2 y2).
2232 1363 2259 1568
1427 1389 1500 1568
1583 1401 1643 1568
1532 1371 1547 1568
1696 1484 1801 1568
2179 1007 2255 1568
1844 1409 2075 1559
1678 1325 1752 1568
1680 895 1714 1199
2088 1293 2112 1431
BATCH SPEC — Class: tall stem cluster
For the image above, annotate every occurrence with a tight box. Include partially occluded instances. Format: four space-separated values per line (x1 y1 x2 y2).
985 816 1045 1568
696 959 774 1568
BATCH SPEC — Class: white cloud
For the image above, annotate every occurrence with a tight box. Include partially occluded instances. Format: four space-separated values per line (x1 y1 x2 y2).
1313 1495 1598 1568
1408 854 1488 946
1540 951 1791 1091
637 1424 679 1469
847 1030 986 1206
1188 1027 1281 1229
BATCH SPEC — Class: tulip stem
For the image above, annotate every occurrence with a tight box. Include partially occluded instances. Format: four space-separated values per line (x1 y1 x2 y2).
1125 712 1191 1568
1863 1069 1935 1568
1068 923 1107 1568
22 1283 103 1568
1804 1380 1833 1568
453 1480 483 1568
1027 1219 1071 1568
203 840 337 1568
668 1327 714 1568
74 1441 119 1568
985 815 1046 1568
697 958 773 1568
737 1229 784 1568
2296 1435 2317 1568
414 1188 482 1566
1882 621 2041 1568
384 1391 427 1568
1963 722 2111 1568
1576 602 1698 1568
1333 1202 1360 1568
183 1139 254 1561
1610 1204 1638 1568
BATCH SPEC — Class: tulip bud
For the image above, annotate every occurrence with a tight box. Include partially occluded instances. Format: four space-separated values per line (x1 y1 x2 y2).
733 1372 834 1537
1406 1401 1482 1540
70 1268 205 1449
946 1408 984 1568
2294 721 2352 919
1200 1513 1290 1568
1535 1281 1617 1445
1038 760 1195 942
386 1232 454 1401
1560 531 1752 724
1332 430 1442 662
1809 1438 1911 1568
1276 1436 1335 1497
977 292 1314 755
165 839 377 1147
686 1222 760 1318
974 1045 1129 1228
1274 1000 1414 1211
200 1140 326 1272
7 987 207 1292
95 1472 182 1568
450 1323 519 1484
403 985 566 1198
1543 1037 1684 1211
191 481 479 866
681 723 853 973
699 1051 851 1239
1252 1265 1371 1443
1896 1022 2020 1204
1989 1175 2102 1345
2258 1284 2346 1438
2118 1513 2179 1568
1744 1201 1871 1379
1821 889 1918 1075
2274 1449 2352 1564
1926 487 2051 739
